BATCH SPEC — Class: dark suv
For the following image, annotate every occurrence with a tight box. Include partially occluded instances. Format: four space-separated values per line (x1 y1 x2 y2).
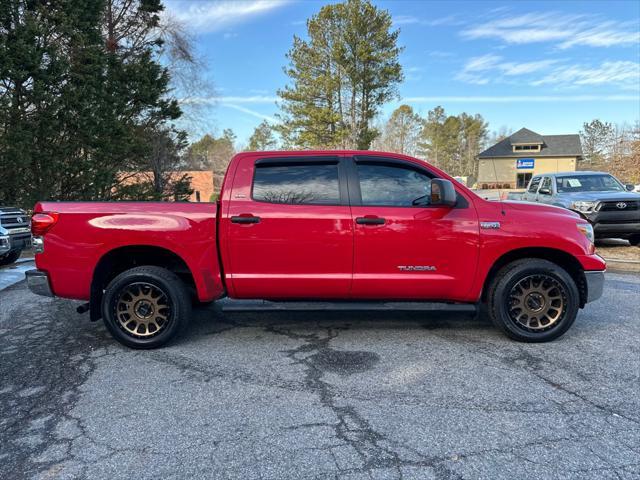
0 207 31 265
520 172 640 245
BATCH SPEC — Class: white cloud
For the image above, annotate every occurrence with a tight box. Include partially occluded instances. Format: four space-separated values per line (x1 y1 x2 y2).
561 22 640 49
500 60 559 76
402 95 638 103
219 95 279 103
183 95 278 104
405 66 424 81
462 11 639 49
464 54 501 71
165 0 289 33
428 50 454 58
531 61 640 88
455 54 638 89
455 54 559 84
221 103 278 123
394 14 462 27
179 95 279 122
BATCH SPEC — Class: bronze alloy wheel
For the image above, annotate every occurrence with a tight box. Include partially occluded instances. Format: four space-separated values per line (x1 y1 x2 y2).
115 282 172 338
507 274 567 332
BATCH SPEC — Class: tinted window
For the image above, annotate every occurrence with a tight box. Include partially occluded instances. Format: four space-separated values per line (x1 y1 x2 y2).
528 177 541 193
357 163 432 207
253 163 340 204
556 174 625 193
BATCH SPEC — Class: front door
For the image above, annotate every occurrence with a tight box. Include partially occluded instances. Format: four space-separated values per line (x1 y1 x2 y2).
222 155 353 299
348 156 480 301
537 176 553 204
522 176 542 202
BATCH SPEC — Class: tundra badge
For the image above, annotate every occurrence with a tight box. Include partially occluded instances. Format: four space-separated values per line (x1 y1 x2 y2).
397 266 437 271
480 222 501 229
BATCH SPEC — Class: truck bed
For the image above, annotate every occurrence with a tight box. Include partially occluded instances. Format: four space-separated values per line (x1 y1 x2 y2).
33 202 223 302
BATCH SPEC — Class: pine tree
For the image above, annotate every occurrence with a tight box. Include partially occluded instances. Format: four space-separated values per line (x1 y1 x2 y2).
417 106 487 176
184 130 236 192
459 113 488 178
277 0 402 150
373 105 422 156
417 106 448 167
247 121 278 151
579 119 615 170
0 0 188 207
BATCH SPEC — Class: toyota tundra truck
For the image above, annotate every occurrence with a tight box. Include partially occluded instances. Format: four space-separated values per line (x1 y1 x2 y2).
25 151 605 348
519 171 640 244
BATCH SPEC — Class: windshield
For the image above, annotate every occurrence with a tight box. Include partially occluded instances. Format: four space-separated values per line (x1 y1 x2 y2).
556 174 625 193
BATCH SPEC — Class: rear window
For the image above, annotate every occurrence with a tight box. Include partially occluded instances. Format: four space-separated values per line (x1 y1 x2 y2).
252 163 340 205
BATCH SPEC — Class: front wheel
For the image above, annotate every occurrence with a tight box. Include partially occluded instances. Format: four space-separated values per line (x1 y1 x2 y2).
629 234 640 246
487 259 580 342
102 266 192 349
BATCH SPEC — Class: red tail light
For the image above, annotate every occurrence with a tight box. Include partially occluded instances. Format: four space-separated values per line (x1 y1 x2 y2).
31 212 59 236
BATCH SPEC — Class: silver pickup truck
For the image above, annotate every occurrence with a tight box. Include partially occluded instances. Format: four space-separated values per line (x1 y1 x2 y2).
517 172 640 245
0 207 32 265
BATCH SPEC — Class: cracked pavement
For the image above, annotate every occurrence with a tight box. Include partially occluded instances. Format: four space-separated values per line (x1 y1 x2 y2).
0 273 639 479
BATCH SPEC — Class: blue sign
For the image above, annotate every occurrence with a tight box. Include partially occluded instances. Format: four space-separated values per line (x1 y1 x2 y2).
517 158 535 169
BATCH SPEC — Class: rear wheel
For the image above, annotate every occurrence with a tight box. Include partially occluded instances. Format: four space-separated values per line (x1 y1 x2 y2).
102 266 191 349
0 250 21 266
629 234 640 246
487 259 579 342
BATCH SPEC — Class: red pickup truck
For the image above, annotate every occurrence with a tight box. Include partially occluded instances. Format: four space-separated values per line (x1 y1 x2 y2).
26 151 605 348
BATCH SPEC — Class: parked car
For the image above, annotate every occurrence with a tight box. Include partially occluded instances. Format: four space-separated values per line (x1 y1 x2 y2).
0 207 31 266
26 151 605 348
519 172 640 245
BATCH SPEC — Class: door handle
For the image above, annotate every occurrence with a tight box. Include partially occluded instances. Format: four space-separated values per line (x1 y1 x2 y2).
231 215 260 224
356 216 385 225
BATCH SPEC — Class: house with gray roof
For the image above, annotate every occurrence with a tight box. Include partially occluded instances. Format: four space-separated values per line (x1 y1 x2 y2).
477 128 583 189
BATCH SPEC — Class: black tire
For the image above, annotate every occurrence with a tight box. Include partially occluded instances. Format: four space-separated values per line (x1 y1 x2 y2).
486 259 580 342
629 234 640 246
0 250 21 266
102 266 192 349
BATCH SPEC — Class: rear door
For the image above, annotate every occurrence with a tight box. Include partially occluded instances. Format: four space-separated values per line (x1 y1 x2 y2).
347 156 480 300
222 155 353 299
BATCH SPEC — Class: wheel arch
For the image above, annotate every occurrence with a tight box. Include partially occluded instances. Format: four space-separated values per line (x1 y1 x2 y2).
481 247 587 307
90 245 197 321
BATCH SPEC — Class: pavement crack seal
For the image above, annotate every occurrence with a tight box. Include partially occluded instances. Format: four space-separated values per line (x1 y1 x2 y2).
264 323 458 478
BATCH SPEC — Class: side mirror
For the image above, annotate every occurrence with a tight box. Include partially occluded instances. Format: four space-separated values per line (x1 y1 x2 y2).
539 187 551 195
431 179 457 207
625 184 635 191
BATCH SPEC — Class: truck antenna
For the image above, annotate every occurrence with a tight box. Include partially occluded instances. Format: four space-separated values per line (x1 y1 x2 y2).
490 158 506 215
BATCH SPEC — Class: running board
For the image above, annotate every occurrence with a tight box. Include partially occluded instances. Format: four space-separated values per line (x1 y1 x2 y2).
219 299 477 313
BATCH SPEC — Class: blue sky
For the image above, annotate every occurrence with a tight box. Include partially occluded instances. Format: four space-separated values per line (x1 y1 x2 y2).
164 0 640 145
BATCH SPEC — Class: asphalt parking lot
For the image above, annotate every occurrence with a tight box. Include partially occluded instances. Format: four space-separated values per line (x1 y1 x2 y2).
1 270 639 479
